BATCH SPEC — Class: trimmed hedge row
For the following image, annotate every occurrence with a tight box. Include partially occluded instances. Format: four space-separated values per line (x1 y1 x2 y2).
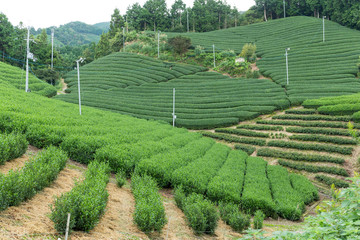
1 146 67 211
285 109 316 115
219 202 250 233
289 134 357 145
131 174 167 232
318 103 360 116
257 119 358 129
0 132 28 165
201 131 266 146
267 140 353 155
278 160 349 177
174 187 219 235
267 165 305 220
172 143 230 194
207 150 247 203
286 126 352 137
241 157 276 217
50 161 110 234
237 124 284 131
289 174 319 204
136 137 214 187
273 114 351 122
234 144 256 155
215 128 269 138
315 174 350 188
258 148 344 164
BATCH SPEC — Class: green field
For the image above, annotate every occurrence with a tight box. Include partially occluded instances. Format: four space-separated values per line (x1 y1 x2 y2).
0 61 317 223
167 16 360 104
56 52 289 129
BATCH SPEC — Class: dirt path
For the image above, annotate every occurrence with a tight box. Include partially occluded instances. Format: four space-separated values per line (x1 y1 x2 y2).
57 78 68 95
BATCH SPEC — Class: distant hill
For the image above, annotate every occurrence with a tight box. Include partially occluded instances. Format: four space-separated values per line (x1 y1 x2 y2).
32 21 109 47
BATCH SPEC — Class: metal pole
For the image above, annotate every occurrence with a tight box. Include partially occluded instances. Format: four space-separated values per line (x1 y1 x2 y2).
25 27 30 92
64 213 71 240
77 59 82 115
283 0 286 18
172 88 176 127
213 44 216 68
158 31 160 58
187 9 189 32
51 29 54 69
323 16 326 42
285 48 290 85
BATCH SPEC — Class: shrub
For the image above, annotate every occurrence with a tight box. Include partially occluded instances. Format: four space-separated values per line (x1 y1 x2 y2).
0 146 67 211
315 175 349 188
50 161 110 234
215 128 269 138
240 43 256 61
219 202 250 232
201 131 266 146
116 170 126 188
168 36 191 56
131 174 167 232
289 174 319 204
0 132 28 164
253 210 265 229
234 144 256 155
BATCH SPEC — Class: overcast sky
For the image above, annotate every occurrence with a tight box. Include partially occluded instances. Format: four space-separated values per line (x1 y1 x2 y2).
2 0 255 29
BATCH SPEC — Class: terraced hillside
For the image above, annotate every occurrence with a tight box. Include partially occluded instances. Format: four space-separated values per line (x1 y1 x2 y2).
203 108 359 189
0 61 57 97
0 60 318 238
167 16 360 104
56 52 289 129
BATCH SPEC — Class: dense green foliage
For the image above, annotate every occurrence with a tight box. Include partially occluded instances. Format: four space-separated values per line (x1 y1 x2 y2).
257 119 359 129
278 160 349 177
315 174 350 188
289 174 319 204
289 134 357 145
0 132 28 164
115 170 126 188
286 126 352 137
1 146 67 211
234 144 256 155
237 124 284 131
174 187 219 235
201 132 266 146
273 114 351 122
284 109 316 115
57 52 288 129
219 202 251 232
168 16 360 104
50 161 110 234
216 128 269 138
0 61 57 97
253 210 265 229
131 174 167 232
257 148 345 164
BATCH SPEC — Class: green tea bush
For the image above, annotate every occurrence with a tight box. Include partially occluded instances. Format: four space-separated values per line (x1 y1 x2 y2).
219 202 250 232
216 128 269 138
131 174 167 232
257 148 345 164
175 191 219 235
50 161 110 234
0 146 67 211
26 124 64 148
289 134 357 145
285 109 316 115
286 126 351 137
0 132 28 164
289 174 319 204
237 124 283 131
207 150 247 203
315 174 349 188
234 144 256 155
116 170 126 187
257 119 358 129
278 160 349 177
201 131 266 146
253 210 265 229
273 114 351 122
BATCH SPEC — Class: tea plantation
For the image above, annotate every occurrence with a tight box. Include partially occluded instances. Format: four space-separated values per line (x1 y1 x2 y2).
167 16 360 104
56 52 289 129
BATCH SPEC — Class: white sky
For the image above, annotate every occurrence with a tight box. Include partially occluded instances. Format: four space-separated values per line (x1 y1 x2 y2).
1 0 255 29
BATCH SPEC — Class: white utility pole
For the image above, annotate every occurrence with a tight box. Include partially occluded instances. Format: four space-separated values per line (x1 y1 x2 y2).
323 16 326 42
213 44 216 68
122 27 125 52
25 27 30 92
285 48 290 85
172 88 176 127
76 58 85 115
51 29 54 69
158 31 161 58
187 9 189 33
283 0 286 18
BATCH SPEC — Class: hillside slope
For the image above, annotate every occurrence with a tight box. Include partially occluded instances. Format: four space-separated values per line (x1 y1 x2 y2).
55 52 289 129
167 16 360 104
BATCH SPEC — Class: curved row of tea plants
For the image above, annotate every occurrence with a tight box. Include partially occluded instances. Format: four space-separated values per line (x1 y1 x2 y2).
0 132 28 165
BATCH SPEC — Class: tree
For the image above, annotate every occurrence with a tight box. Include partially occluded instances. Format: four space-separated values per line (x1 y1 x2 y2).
143 0 169 31
170 0 186 30
95 33 111 59
0 13 14 61
168 35 191 56
109 8 125 37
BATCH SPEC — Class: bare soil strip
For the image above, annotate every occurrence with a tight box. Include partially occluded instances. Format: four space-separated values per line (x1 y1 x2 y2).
0 145 40 174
